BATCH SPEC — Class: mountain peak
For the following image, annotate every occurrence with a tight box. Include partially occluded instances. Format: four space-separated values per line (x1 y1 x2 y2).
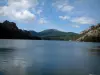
40 29 60 32
2 20 18 30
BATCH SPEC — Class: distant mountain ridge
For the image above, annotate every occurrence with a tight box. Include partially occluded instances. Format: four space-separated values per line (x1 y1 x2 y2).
38 29 69 37
0 20 79 41
38 29 79 40
29 30 39 36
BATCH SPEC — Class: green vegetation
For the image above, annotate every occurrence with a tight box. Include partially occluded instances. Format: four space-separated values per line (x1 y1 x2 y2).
0 20 82 41
0 20 80 41
38 29 79 41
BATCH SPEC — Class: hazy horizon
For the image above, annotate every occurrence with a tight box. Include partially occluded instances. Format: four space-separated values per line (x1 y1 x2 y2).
0 0 100 33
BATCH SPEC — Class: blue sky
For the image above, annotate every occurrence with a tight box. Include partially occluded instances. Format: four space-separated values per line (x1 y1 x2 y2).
0 0 100 33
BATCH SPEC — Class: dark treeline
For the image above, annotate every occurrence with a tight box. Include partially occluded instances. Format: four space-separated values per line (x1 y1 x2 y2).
0 20 80 41
0 20 41 40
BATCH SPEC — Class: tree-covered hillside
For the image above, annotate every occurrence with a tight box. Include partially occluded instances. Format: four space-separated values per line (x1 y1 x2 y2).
38 29 79 41
0 20 41 40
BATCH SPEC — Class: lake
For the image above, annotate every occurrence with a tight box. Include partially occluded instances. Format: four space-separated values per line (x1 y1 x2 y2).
0 40 100 75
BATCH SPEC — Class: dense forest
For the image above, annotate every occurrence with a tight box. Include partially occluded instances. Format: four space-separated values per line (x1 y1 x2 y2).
0 20 41 40
38 29 79 41
0 20 79 41
4 20 100 42
1 20 100 42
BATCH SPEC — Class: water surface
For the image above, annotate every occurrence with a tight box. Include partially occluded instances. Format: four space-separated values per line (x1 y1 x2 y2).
0 40 100 75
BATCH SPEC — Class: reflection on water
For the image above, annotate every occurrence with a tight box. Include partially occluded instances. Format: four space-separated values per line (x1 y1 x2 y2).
89 46 100 56
0 40 100 75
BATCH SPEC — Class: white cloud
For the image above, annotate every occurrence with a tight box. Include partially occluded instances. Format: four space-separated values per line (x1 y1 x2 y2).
0 7 5 16
0 0 38 21
72 25 80 28
60 5 74 12
71 16 96 24
14 10 35 21
8 0 38 9
52 0 74 12
59 16 70 20
38 18 48 24
37 9 43 15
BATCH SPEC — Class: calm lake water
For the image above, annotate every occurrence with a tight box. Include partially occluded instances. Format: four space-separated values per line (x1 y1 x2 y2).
0 40 100 75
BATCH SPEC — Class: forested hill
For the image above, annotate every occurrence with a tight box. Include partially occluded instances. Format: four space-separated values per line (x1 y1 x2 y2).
77 23 100 42
38 29 79 40
0 20 41 40
0 20 79 41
